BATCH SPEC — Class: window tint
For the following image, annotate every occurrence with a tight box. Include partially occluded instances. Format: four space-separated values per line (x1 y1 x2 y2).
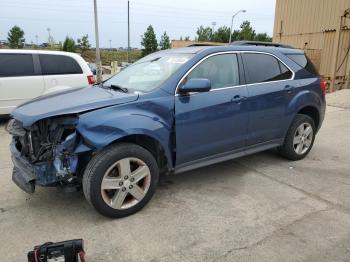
243 53 292 84
286 54 319 75
39 54 83 75
279 62 293 80
186 54 240 89
0 54 35 77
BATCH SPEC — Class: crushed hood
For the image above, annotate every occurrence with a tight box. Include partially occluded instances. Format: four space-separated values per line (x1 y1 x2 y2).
12 86 139 127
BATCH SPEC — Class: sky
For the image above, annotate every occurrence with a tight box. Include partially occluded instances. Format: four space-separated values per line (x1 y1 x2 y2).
0 0 277 48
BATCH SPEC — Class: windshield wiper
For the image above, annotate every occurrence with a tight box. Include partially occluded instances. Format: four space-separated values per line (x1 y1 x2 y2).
100 84 129 93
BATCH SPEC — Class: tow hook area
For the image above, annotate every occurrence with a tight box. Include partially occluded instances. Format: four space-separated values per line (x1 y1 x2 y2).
12 167 35 194
10 141 36 194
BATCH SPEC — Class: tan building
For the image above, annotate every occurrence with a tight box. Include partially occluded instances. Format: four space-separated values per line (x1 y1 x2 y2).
273 0 350 91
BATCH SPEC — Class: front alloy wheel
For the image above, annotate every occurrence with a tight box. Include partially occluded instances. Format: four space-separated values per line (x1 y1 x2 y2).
101 157 151 210
83 143 159 218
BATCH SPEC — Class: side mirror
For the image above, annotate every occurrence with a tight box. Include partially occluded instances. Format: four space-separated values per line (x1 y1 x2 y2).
178 78 211 94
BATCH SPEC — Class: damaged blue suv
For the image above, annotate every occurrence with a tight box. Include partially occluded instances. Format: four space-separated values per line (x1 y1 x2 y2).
7 43 326 218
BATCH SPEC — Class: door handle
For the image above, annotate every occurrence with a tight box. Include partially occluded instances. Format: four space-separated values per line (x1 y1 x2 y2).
284 85 294 93
231 95 247 104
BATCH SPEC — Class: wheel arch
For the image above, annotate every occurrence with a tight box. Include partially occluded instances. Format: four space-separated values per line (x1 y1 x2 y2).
110 134 172 174
287 89 324 132
297 106 320 130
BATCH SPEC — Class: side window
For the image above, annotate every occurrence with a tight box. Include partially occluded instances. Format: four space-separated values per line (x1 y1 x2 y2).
0 54 35 77
243 53 292 84
279 62 293 80
186 54 240 89
39 54 83 75
286 54 319 75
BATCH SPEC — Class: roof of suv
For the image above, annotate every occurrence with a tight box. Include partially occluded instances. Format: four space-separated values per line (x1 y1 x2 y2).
160 45 304 55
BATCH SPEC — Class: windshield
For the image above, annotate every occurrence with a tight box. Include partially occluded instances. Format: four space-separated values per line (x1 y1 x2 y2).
103 53 194 93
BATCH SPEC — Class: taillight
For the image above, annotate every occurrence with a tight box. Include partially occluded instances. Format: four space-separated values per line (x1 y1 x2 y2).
320 79 327 96
87 75 96 85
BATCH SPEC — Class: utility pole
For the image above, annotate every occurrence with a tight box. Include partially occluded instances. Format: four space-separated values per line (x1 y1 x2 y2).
47 28 52 46
109 39 112 50
35 35 39 46
127 0 130 63
93 0 103 83
211 22 217 33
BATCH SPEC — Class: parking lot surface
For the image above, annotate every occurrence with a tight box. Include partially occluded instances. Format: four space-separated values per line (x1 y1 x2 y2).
1 99 350 261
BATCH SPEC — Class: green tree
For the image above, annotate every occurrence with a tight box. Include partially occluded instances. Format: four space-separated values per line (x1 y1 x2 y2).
238 21 256 41
196 26 213 42
159 31 171 50
230 30 240 43
254 33 272 42
184 36 191 41
7 25 25 48
77 34 91 53
62 37 76 52
212 26 231 43
141 25 158 56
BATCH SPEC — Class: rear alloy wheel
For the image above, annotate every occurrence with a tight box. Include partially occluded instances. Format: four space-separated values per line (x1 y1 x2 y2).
83 143 159 218
278 114 316 161
292 122 314 155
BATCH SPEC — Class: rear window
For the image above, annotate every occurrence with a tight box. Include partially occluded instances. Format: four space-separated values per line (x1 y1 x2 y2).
286 54 319 75
0 54 35 77
39 54 83 75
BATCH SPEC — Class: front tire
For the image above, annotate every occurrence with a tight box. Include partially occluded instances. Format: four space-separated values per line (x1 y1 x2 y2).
83 143 159 218
278 114 316 161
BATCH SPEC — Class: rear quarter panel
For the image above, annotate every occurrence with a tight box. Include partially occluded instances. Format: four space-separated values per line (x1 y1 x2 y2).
285 77 326 135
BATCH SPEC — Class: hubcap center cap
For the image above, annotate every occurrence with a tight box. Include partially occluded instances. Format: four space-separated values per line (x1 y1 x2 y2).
124 180 131 188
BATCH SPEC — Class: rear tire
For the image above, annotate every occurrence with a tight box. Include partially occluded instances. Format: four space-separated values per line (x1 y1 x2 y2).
83 143 159 218
278 114 316 161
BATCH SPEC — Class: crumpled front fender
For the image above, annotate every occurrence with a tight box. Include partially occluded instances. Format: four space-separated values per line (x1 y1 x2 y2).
76 97 175 168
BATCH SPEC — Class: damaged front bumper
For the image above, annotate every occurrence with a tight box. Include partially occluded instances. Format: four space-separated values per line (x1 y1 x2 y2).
10 140 80 194
10 141 36 194
10 141 78 194
7 117 88 194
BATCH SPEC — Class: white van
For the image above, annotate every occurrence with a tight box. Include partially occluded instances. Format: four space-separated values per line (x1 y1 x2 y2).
0 49 95 115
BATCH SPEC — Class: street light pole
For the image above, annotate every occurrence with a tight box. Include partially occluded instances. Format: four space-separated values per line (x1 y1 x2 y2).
93 0 103 83
127 0 130 63
229 9 246 44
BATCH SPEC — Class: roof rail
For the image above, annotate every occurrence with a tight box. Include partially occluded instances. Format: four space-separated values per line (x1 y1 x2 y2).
230 41 293 49
187 43 224 47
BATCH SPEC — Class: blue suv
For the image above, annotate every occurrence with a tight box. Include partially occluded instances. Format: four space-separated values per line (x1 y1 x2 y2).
7 44 326 217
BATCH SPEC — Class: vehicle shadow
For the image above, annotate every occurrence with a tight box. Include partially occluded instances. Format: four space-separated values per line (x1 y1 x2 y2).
20 150 283 223
17 161 245 222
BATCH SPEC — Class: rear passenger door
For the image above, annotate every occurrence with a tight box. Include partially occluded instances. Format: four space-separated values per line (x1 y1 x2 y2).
0 53 44 114
39 54 86 91
242 52 294 146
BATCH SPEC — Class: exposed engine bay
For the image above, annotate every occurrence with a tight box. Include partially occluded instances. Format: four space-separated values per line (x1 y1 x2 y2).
7 116 82 193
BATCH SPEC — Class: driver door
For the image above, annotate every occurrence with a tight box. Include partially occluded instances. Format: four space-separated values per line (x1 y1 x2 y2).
175 53 249 166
